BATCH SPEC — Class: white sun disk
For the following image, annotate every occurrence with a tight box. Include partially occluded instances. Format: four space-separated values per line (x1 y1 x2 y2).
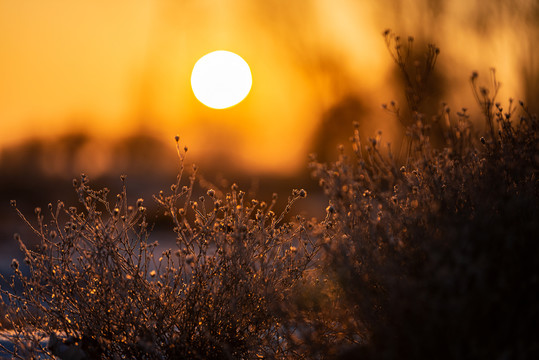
191 51 252 109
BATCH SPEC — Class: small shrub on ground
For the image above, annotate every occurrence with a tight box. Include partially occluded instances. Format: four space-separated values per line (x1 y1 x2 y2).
1 141 319 359
304 32 539 359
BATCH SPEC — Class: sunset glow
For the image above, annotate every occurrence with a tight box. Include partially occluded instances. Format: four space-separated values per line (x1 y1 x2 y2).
0 0 537 176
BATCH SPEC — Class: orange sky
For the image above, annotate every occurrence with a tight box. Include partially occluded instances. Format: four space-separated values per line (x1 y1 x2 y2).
1 0 537 176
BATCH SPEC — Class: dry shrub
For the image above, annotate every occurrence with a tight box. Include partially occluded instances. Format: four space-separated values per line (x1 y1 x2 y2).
305 31 539 359
1 141 318 359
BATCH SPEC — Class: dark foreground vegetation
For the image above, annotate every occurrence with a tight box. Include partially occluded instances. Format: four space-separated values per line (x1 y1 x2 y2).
2 31 538 359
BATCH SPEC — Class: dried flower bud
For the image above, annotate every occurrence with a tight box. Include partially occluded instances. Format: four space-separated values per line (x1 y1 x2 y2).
186 254 195 265
10 259 19 270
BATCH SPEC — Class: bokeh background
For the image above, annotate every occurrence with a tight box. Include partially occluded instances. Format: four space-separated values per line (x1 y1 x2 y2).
1 0 538 261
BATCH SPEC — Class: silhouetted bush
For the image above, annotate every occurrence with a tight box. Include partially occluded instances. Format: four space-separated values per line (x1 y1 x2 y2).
304 31 539 359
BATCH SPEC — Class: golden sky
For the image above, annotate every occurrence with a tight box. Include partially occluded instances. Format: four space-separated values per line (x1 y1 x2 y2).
1 0 537 176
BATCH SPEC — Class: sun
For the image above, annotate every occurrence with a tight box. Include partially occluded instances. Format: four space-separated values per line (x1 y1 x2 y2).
191 50 252 109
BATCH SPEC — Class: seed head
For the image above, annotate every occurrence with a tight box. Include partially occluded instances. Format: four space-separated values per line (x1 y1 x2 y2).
186 254 195 265
10 259 19 270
